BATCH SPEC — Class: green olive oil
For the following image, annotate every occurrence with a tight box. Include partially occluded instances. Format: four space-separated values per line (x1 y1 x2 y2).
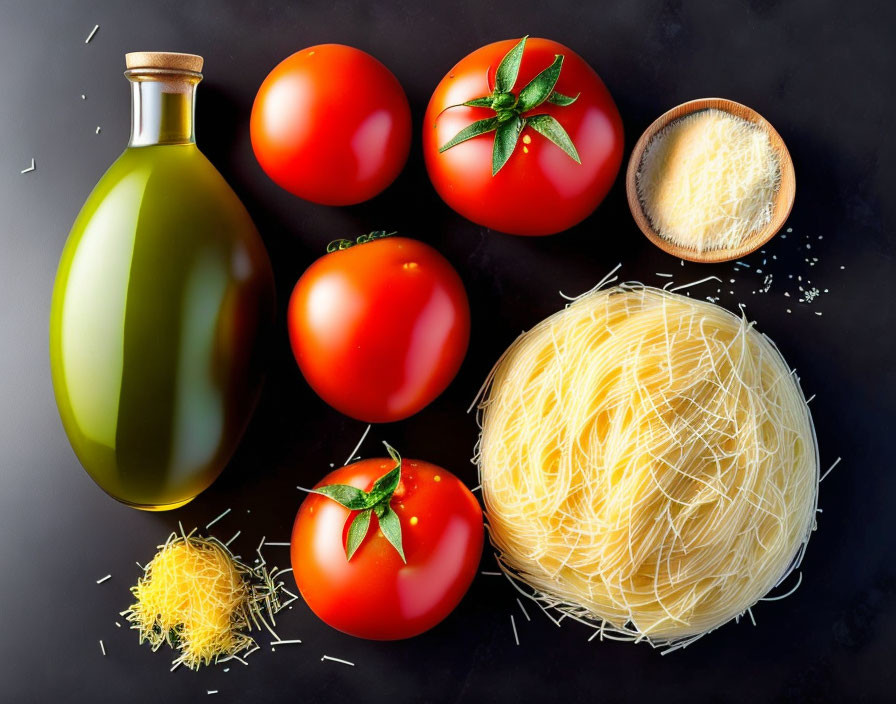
49 53 274 509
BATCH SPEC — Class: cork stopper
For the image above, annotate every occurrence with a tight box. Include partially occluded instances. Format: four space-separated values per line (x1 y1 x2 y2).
125 52 203 73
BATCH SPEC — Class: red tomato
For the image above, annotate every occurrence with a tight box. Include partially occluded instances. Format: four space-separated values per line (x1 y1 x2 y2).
250 44 411 205
288 236 470 423
291 456 483 640
423 37 624 236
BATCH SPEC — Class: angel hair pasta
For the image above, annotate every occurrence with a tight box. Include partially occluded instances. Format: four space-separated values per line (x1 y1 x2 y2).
476 286 818 648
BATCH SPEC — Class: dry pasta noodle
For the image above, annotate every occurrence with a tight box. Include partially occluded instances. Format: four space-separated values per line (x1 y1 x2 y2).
475 285 818 648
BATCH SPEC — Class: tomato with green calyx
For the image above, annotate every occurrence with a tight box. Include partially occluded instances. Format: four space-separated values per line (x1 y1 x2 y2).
423 36 624 236
291 444 483 640
250 44 411 205
287 234 470 423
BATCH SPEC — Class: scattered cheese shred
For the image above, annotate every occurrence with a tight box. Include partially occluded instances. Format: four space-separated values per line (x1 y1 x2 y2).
637 109 781 253
122 529 286 670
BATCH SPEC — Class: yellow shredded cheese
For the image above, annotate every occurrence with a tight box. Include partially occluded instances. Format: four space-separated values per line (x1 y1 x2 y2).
637 109 781 253
123 530 284 669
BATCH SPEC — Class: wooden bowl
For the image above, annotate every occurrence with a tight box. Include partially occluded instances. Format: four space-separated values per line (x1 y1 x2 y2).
625 98 795 263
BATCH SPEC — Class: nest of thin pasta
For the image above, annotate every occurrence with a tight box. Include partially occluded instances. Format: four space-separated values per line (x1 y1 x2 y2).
475 285 818 650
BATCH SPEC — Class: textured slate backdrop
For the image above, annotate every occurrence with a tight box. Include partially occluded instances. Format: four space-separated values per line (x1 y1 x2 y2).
1 1 894 702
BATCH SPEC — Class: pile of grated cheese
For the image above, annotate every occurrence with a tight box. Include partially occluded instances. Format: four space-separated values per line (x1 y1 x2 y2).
637 108 781 253
122 529 284 670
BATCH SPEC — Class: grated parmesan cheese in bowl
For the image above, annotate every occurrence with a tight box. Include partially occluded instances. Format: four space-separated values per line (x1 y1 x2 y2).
632 105 788 258
625 98 796 263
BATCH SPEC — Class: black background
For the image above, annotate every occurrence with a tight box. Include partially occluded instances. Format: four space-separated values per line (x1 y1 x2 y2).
1 1 894 702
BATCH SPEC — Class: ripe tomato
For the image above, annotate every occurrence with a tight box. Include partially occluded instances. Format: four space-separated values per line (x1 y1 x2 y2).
423 37 624 236
250 44 411 205
291 451 483 640
288 236 470 423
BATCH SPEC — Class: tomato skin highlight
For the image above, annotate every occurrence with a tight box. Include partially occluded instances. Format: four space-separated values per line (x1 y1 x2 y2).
251 44 411 205
423 38 624 236
291 458 484 640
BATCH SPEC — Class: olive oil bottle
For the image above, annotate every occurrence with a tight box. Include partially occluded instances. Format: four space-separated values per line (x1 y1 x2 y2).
50 52 275 510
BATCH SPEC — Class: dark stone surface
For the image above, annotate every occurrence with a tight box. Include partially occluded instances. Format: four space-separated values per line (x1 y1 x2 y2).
1 1 893 701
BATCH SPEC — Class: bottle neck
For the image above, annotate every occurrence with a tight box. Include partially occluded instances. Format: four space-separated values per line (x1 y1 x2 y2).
126 69 200 146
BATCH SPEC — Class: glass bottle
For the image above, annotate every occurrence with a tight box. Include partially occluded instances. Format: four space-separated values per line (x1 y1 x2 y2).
49 52 275 510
